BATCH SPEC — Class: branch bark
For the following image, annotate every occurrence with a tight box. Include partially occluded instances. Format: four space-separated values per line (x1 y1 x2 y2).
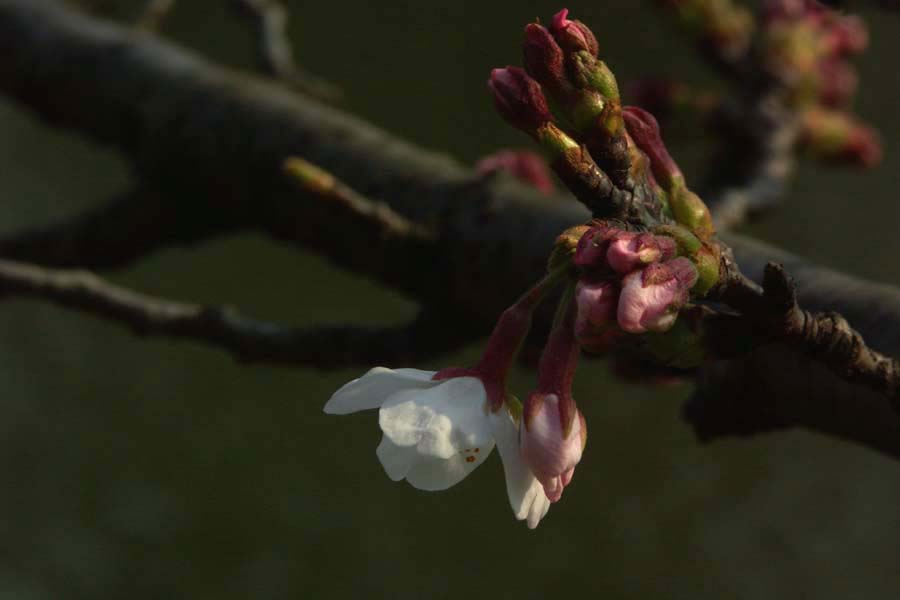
0 0 899 457
705 93 799 230
0 258 478 367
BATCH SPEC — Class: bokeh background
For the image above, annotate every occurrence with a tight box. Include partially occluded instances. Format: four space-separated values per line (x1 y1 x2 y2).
1 1 899 598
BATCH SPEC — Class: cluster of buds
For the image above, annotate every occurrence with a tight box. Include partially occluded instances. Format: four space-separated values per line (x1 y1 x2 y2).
574 224 700 340
329 8 728 530
649 0 880 169
486 9 721 506
489 8 631 191
660 0 755 60
762 0 880 166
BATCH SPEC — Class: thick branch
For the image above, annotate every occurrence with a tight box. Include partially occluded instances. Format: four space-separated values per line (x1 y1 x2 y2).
0 258 477 367
1 1 900 457
714 263 900 404
687 344 900 460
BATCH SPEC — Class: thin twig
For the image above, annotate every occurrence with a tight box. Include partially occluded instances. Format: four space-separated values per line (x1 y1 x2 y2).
0 258 478 367
232 0 341 101
283 157 436 241
4 1 900 457
707 94 799 230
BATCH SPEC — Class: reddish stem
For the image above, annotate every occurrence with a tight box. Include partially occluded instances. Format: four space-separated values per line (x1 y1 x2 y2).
535 291 581 435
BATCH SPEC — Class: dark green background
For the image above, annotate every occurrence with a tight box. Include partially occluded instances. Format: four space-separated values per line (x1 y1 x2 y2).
1 1 899 598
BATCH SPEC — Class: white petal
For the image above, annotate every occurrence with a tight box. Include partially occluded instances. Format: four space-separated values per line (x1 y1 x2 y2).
379 377 490 459
489 409 551 528
375 435 416 481
404 440 495 491
324 367 437 415
527 492 552 530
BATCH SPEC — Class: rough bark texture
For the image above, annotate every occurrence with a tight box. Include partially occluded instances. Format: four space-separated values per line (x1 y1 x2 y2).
1 0 899 457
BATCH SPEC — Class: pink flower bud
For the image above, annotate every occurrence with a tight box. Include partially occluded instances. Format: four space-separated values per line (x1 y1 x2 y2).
800 108 882 168
825 15 868 56
550 8 599 56
521 393 586 503
476 150 555 194
572 223 613 268
617 257 698 333
763 0 824 24
818 59 857 107
523 23 568 95
622 106 684 190
844 125 882 169
488 67 553 132
606 232 677 274
574 279 619 341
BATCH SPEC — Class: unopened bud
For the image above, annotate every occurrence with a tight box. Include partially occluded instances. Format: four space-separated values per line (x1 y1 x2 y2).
573 224 612 268
606 232 676 274
488 67 553 132
670 188 714 240
763 0 823 23
818 59 858 107
844 126 882 169
521 393 586 503
690 245 721 296
575 279 619 340
523 23 569 96
549 225 590 271
826 15 868 56
617 257 698 334
569 52 620 101
569 90 608 133
652 224 702 256
550 8 599 56
708 5 754 57
555 225 591 255
622 105 684 190
535 122 580 158
800 108 882 168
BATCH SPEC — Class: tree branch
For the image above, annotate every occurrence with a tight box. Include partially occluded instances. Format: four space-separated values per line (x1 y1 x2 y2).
0 258 478 367
687 344 900 460
706 94 799 230
713 262 900 404
1 0 900 457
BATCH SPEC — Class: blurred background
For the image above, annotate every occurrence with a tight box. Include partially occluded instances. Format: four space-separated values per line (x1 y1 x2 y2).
1 0 899 598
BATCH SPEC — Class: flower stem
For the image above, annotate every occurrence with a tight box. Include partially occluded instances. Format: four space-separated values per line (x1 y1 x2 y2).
475 264 571 407
535 281 581 437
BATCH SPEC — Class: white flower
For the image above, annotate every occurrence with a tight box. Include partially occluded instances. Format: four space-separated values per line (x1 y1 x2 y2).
325 367 551 528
